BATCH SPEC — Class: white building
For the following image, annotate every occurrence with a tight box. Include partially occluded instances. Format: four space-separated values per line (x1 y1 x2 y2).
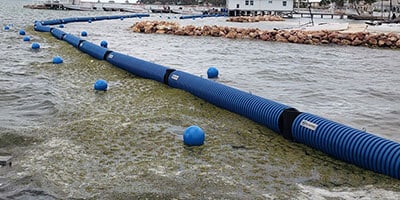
226 0 294 16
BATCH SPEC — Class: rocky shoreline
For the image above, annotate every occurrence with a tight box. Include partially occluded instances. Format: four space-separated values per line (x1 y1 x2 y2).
131 20 400 49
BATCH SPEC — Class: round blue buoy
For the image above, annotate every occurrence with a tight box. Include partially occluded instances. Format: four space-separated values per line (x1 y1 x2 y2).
23 36 30 41
100 40 108 48
120 17 124 20
3 26 10 31
183 125 205 146
59 24 65 28
31 42 40 49
19 29 26 35
207 67 219 78
88 19 92 23
81 31 87 37
94 79 108 91
52 56 63 64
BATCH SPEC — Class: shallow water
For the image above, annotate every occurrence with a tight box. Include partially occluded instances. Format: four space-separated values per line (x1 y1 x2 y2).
1 0 399 199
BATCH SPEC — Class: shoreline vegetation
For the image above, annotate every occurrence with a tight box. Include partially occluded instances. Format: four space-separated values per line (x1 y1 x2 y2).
131 16 400 49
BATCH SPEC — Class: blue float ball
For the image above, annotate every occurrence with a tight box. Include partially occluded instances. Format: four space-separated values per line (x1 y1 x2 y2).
3 26 9 31
94 79 108 91
120 17 124 20
59 24 65 28
23 36 30 41
207 67 219 78
31 42 40 49
52 56 63 64
183 125 205 146
100 40 108 48
88 19 92 23
19 29 26 35
81 31 87 37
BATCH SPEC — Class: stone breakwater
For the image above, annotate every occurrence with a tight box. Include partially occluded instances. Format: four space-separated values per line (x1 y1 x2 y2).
131 21 400 49
226 15 284 23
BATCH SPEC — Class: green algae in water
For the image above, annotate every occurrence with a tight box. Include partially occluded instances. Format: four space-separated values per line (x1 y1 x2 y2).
11 27 400 199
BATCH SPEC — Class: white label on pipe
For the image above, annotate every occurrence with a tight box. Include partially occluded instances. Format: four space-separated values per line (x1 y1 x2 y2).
171 74 179 80
300 120 318 131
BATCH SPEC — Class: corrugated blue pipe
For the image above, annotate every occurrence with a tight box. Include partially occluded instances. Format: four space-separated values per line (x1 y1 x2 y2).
39 19 62 26
79 41 110 60
63 33 84 48
167 70 291 133
292 112 400 179
61 17 79 24
74 17 94 22
34 23 52 32
105 51 172 83
93 16 109 21
50 28 67 40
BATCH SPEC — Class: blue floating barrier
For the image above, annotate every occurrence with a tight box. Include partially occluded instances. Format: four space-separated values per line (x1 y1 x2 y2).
31 42 40 49
106 51 172 83
94 79 108 91
291 112 400 179
33 13 400 180
79 41 110 60
180 14 215 20
59 24 65 28
51 28 67 40
19 29 26 35
63 33 84 48
128 14 149 18
23 36 30 41
167 70 291 133
52 56 63 64
183 125 205 146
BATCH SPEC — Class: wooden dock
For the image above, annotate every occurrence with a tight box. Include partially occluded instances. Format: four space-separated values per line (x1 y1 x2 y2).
294 11 345 19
